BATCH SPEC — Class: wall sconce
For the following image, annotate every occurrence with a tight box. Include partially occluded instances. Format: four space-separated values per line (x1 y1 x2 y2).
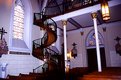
100 0 110 21
80 28 84 36
67 51 72 61
114 36 121 56
65 51 72 72
71 43 77 58
102 24 106 32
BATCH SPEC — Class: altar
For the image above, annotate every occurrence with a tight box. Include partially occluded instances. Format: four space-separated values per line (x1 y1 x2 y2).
0 38 8 56
0 27 8 78
0 27 8 57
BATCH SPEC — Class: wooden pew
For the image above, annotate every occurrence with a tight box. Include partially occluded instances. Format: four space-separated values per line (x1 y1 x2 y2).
17 76 36 80
19 73 38 80
78 77 121 80
78 67 121 80
29 72 46 80
7 75 18 80
0 78 9 80
20 73 46 80
69 67 89 80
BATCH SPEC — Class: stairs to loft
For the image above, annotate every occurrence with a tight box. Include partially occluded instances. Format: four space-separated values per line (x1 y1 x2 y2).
32 12 65 79
32 13 57 60
32 46 65 74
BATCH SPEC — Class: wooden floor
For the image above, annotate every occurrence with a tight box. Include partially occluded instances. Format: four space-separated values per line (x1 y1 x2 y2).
1 67 121 80
78 67 121 80
2 71 64 80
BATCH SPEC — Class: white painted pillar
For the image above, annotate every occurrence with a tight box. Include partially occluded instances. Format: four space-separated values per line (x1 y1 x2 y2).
91 12 102 72
62 20 68 72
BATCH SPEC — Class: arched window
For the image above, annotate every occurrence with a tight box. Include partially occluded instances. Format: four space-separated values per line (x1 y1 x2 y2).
86 29 104 48
13 0 24 40
9 0 32 53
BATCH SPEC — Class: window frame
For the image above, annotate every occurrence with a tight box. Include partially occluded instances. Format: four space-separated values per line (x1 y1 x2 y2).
9 0 32 53
13 2 24 40
85 29 104 49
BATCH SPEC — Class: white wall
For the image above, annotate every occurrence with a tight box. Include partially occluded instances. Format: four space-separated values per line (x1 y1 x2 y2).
67 21 121 68
30 0 40 13
0 54 42 76
0 0 43 76
0 0 12 44
106 21 121 67
67 30 85 68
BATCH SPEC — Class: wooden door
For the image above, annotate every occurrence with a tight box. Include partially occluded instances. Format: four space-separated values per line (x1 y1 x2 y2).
87 47 106 72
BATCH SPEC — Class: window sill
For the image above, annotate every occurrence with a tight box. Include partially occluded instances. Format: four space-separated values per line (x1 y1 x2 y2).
9 47 31 55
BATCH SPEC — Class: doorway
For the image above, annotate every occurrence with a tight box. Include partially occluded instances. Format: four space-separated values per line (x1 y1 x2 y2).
87 47 106 72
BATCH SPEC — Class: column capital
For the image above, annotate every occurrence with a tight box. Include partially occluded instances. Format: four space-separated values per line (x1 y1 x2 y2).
91 12 97 19
62 20 67 26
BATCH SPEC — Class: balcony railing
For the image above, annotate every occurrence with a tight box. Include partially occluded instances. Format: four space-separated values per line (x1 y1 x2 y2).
44 0 100 18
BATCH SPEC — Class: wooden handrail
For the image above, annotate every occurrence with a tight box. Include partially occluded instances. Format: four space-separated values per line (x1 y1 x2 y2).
33 64 44 73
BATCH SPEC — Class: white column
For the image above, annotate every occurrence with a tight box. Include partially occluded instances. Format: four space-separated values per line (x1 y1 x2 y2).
91 12 102 72
62 20 68 72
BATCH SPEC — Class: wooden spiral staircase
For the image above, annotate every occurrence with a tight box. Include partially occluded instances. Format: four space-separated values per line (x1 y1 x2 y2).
32 12 65 80
32 13 58 60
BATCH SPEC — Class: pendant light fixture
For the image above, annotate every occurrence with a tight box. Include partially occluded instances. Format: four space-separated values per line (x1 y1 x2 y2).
101 0 110 21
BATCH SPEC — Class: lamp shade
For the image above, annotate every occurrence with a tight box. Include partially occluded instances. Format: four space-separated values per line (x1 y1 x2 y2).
101 0 110 21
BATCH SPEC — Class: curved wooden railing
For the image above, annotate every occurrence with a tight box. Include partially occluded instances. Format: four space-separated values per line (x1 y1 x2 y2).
32 13 57 60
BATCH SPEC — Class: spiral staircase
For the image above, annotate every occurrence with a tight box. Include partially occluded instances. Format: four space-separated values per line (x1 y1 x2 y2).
32 12 58 59
32 12 65 78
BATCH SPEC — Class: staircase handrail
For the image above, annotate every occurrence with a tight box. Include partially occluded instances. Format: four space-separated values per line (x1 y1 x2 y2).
45 47 60 65
41 32 48 46
33 31 48 47
46 47 59 55
33 38 42 45
33 41 40 46
33 64 44 73
32 10 58 61
47 18 57 33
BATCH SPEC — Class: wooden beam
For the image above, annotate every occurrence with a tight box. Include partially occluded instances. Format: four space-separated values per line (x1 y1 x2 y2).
68 18 83 29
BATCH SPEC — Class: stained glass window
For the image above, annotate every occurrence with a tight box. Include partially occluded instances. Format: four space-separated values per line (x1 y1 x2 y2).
86 30 103 47
13 0 24 40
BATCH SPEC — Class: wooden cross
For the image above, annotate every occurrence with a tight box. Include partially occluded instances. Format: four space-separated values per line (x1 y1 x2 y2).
0 27 7 40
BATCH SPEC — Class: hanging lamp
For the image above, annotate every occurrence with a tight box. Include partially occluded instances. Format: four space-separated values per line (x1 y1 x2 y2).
101 0 110 21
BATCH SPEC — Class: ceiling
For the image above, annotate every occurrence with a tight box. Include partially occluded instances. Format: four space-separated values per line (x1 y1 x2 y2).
38 0 121 32
56 3 121 31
